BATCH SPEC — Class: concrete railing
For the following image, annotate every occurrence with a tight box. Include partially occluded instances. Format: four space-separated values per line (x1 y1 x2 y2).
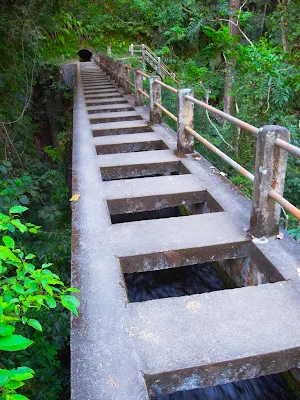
129 44 177 82
94 53 300 239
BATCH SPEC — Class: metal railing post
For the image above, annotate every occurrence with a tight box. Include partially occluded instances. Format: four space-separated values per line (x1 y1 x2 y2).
250 125 290 237
124 66 131 94
134 69 144 106
149 76 162 124
177 89 194 154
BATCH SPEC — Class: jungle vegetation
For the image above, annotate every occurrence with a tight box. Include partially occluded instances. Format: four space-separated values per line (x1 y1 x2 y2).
0 0 299 398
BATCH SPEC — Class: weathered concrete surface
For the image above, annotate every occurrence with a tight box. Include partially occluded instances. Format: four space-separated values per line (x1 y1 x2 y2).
59 63 75 86
177 88 194 154
149 76 162 124
89 111 140 120
113 212 250 273
129 281 300 396
103 174 205 200
71 63 149 400
87 103 134 111
85 97 127 104
85 92 121 98
72 61 300 400
250 125 290 237
91 120 149 131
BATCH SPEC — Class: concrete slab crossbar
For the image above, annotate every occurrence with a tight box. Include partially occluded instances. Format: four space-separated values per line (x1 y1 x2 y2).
71 61 300 400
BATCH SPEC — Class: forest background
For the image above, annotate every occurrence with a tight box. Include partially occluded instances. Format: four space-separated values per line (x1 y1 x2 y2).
0 0 299 399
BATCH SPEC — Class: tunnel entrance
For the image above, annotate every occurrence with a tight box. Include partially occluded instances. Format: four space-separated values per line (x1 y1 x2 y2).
78 49 92 62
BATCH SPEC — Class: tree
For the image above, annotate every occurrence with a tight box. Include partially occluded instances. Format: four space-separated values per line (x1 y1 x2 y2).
223 0 240 116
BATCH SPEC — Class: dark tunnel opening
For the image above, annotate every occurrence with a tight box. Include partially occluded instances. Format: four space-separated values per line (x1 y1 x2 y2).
78 49 92 62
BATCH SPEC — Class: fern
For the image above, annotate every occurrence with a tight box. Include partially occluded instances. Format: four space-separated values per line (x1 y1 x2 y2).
187 18 204 43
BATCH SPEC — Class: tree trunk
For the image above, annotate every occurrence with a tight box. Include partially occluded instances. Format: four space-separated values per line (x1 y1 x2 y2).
259 2 268 38
223 0 240 116
280 0 291 53
223 61 233 116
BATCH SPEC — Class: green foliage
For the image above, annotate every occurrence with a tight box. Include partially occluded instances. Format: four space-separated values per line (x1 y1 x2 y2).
44 131 72 165
0 0 299 397
0 205 79 399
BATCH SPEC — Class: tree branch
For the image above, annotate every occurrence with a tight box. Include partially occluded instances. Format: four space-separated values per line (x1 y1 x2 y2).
217 18 254 46
200 83 234 151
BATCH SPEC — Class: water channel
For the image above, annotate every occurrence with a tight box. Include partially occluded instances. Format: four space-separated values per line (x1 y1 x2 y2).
125 263 298 399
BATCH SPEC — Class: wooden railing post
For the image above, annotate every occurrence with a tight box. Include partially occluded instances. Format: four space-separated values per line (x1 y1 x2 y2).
107 45 112 56
134 69 144 106
177 89 194 154
124 66 131 94
149 76 162 124
250 125 290 237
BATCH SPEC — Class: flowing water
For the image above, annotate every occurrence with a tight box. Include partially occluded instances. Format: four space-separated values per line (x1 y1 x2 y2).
125 263 298 400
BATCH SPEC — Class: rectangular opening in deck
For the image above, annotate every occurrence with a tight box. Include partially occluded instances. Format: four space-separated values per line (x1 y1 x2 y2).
107 190 223 224
96 140 169 155
88 107 135 114
90 115 143 123
84 90 118 95
120 243 284 303
82 83 112 86
85 94 123 100
100 160 190 181
123 261 236 303
148 372 295 399
86 100 128 106
93 125 154 137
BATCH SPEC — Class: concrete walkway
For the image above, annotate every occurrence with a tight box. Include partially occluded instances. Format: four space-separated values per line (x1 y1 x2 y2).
71 62 300 399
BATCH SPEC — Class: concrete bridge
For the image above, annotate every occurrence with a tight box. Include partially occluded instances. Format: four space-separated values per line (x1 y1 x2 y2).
71 57 300 399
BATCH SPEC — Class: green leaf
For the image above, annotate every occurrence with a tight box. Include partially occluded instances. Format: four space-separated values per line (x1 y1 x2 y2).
0 335 33 351
0 369 11 386
11 219 27 233
7 223 15 233
9 206 28 214
0 324 15 337
45 296 56 308
25 254 35 260
19 195 29 205
4 380 24 389
9 395 30 400
0 246 19 262
9 367 34 381
27 319 43 332
61 295 80 316
41 263 53 269
2 236 15 249
66 287 80 293
44 285 53 296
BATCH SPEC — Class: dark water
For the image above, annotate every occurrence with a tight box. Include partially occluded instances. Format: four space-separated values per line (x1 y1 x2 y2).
125 263 297 400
